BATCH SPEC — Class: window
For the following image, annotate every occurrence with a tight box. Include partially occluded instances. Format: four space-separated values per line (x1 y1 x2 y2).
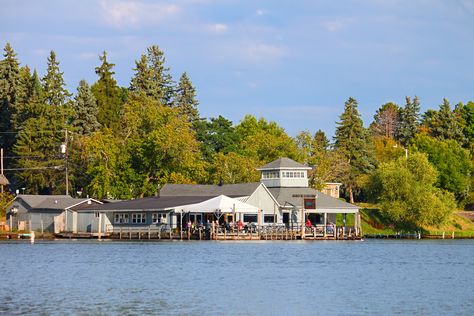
264 214 276 223
152 213 167 224
131 213 146 224
243 214 258 223
114 213 129 224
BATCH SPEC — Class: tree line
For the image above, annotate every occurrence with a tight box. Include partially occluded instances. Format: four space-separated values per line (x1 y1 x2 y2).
0 43 472 228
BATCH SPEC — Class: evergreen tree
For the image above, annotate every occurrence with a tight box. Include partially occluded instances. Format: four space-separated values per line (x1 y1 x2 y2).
334 97 375 203
460 101 474 147
428 98 466 145
129 45 175 106
396 96 420 146
72 80 100 135
13 104 68 194
42 50 71 106
146 45 174 106
370 102 399 138
0 43 21 156
91 51 124 133
313 129 330 152
175 72 199 123
12 69 44 131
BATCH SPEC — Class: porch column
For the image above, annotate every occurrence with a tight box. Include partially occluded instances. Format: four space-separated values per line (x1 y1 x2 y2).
98 212 102 240
301 208 305 240
323 213 327 238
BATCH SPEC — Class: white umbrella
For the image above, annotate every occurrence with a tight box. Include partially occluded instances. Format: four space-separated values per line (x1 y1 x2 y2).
178 195 258 214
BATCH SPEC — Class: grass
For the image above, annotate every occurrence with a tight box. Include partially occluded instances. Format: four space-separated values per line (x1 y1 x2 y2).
355 202 474 237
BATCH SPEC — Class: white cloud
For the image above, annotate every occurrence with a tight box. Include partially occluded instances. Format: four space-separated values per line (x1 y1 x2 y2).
243 43 288 62
322 18 355 32
100 0 180 28
256 9 265 16
207 23 228 33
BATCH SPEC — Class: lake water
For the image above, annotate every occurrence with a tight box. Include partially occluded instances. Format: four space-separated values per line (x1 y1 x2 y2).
0 239 473 315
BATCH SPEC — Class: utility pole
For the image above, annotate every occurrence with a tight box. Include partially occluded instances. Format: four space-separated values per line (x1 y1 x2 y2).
1 148 3 194
61 129 69 196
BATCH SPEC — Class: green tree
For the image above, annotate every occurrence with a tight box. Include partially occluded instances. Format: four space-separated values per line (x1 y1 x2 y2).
368 153 456 228
396 96 420 146
72 80 101 135
427 98 466 145
412 134 471 202
460 101 474 149
207 152 260 184
121 94 205 196
370 102 399 139
13 105 69 194
130 45 174 106
41 50 71 106
195 115 239 161
0 43 21 158
175 72 199 123
91 51 124 133
235 115 301 163
334 97 375 203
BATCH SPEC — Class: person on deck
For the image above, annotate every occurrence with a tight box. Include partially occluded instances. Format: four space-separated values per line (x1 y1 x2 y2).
305 218 312 228
237 220 244 231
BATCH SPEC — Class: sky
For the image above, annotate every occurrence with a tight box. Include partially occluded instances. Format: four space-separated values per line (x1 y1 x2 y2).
1 0 474 137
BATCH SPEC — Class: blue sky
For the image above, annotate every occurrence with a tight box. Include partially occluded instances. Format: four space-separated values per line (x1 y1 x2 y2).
1 0 474 137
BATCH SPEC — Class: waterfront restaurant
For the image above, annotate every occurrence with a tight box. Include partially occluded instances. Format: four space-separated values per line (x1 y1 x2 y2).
60 157 360 239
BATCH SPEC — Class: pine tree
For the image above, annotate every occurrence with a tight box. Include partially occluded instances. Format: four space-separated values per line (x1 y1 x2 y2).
313 129 329 152
396 96 420 147
334 97 375 203
175 72 199 123
42 50 71 106
370 102 400 139
72 80 100 135
428 98 466 145
0 43 21 154
129 45 175 106
91 51 124 133
12 69 44 131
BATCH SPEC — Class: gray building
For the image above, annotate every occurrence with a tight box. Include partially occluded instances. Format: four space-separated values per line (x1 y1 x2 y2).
6 195 100 232
79 158 359 235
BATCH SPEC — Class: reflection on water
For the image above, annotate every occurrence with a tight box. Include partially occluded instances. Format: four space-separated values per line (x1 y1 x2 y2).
0 239 473 315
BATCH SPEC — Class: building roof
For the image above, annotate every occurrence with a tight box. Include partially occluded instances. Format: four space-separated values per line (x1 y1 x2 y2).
267 187 358 210
15 195 90 210
160 183 261 197
256 157 312 170
0 174 9 186
81 195 215 212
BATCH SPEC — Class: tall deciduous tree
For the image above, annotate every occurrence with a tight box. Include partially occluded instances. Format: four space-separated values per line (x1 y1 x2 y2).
413 134 471 202
42 50 71 106
396 96 420 146
175 72 199 123
72 80 100 135
368 153 456 228
334 97 375 203
91 51 124 133
195 115 239 161
370 102 399 138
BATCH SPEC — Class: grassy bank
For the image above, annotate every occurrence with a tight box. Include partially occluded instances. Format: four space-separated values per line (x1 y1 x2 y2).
356 203 474 237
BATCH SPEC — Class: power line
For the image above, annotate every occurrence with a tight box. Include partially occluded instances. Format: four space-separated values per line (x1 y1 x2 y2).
4 166 63 171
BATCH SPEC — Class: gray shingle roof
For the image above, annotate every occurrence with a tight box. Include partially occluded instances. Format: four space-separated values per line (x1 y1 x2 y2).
256 157 311 170
81 195 215 212
160 183 261 197
17 195 89 210
267 187 358 210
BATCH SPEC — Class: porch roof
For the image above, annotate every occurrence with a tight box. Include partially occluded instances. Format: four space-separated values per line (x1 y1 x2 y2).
79 195 215 212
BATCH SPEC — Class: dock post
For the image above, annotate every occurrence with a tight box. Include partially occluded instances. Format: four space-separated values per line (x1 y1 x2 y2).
323 213 327 239
442 232 445 239
98 213 102 240
148 226 151 240
120 227 122 239
452 232 455 239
